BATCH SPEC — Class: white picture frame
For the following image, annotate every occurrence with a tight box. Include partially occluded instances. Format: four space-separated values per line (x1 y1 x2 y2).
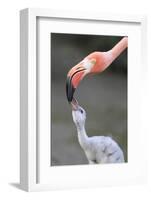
20 8 147 191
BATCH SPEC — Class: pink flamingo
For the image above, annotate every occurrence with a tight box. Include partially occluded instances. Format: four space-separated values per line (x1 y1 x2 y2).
66 37 128 102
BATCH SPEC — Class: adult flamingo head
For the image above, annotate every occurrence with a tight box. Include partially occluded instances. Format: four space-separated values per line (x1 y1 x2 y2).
66 37 128 102
66 51 113 102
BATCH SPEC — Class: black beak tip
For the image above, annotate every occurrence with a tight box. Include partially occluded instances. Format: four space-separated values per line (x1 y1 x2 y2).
66 77 75 102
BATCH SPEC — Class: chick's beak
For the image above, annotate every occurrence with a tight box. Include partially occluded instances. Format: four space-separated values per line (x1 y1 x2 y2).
66 63 86 102
71 98 79 110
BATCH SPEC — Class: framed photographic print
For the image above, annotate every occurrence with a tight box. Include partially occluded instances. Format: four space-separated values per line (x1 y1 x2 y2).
20 8 147 191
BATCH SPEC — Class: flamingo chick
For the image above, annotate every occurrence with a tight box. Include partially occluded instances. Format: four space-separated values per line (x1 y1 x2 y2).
71 98 125 164
66 37 128 102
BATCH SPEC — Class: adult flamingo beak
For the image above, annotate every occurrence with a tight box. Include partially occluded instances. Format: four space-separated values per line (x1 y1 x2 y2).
66 59 96 102
66 62 86 102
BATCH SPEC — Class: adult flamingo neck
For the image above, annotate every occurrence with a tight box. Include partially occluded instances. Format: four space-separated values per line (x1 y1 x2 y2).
109 37 128 61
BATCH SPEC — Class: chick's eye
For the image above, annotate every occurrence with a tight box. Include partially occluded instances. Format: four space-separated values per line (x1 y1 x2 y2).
80 109 83 114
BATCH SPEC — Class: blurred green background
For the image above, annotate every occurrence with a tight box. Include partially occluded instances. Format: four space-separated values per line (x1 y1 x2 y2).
51 33 127 166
